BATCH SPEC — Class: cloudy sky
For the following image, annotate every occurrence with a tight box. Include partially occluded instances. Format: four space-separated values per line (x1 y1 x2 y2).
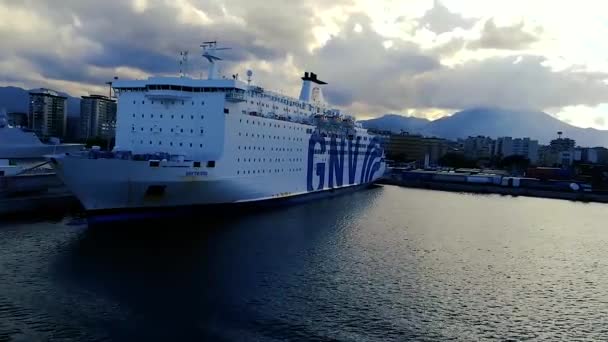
1 0 608 128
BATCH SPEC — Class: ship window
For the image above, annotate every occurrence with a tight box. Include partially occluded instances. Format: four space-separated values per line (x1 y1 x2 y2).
149 141 152 144
151 114 154 118
182 101 185 105
142 101 145 104
141 128 144 131
159 141 162 145
190 129 193 133
200 129 203 134
201 101 204 105
200 115 204 119
207 161 216 168
193 161 201 168
170 142 173 146
142 114 144 118
160 114 163 118
132 114 135 118
190 115 194 119
199 144 203 148
189 143 192 147
181 115 184 119
160 128 163 132
170 128 174 132
180 129 183 133
224 108 229 114
149 160 160 167
179 143 183 146
133 100 136 104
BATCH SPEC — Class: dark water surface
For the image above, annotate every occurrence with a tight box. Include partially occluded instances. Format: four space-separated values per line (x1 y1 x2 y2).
1 186 608 341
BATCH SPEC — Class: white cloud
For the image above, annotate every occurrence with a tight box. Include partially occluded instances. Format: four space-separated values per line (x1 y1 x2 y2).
0 0 607 130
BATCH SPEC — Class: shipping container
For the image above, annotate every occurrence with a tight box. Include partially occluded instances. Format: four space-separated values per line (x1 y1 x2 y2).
466 175 493 184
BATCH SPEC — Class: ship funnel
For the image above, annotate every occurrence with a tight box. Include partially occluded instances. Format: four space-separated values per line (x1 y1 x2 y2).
299 71 327 104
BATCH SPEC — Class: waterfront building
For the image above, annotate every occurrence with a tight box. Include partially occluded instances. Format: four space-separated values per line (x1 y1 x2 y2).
28 88 67 139
386 132 448 166
493 137 539 164
574 148 596 164
593 147 608 165
80 95 117 140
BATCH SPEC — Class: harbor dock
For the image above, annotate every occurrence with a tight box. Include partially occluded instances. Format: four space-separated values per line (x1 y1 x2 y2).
380 168 608 203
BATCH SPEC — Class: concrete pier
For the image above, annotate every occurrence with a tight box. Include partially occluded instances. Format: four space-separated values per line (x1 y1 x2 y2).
0 173 80 217
378 177 608 203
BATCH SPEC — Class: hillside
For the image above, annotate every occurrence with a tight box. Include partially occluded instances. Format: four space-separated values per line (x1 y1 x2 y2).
361 108 608 147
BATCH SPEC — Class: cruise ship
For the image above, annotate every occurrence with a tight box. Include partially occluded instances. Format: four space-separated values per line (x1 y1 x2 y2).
49 42 386 214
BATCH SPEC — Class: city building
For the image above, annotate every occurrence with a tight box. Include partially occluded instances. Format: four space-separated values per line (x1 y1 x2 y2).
28 88 67 138
574 148 599 164
593 147 608 165
558 150 574 166
386 133 448 166
549 136 576 152
80 95 117 140
493 137 539 164
463 136 493 160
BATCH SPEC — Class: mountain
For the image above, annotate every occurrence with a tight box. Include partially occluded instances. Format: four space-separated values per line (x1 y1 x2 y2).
361 108 608 147
0 86 81 117
359 114 430 133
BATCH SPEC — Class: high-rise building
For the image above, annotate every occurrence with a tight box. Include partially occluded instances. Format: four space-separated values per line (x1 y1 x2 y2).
80 95 117 140
28 88 67 138
386 133 448 166
493 137 539 164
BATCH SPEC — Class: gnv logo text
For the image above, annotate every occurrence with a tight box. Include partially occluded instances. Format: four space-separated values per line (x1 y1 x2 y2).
307 134 383 191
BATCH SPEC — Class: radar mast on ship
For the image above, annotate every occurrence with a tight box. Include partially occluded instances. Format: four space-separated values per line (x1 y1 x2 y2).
201 41 231 80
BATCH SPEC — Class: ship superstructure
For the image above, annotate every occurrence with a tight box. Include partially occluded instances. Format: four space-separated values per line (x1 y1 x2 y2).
50 42 386 212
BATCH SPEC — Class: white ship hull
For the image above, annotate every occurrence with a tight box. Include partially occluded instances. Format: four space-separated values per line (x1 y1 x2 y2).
52 134 385 211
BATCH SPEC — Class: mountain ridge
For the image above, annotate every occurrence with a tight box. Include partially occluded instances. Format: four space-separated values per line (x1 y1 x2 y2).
360 108 608 147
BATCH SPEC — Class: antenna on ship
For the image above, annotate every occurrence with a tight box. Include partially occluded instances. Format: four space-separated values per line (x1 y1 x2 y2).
201 41 231 80
179 50 189 78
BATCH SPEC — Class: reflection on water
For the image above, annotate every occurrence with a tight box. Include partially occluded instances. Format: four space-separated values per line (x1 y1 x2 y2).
1 186 608 341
